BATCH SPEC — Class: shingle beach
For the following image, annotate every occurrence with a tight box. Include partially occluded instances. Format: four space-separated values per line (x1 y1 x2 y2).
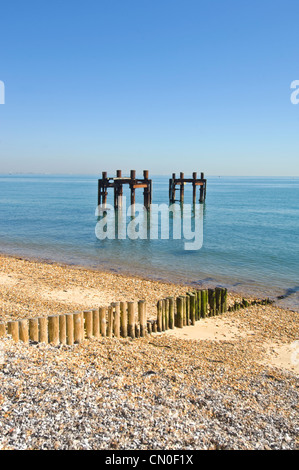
0 254 298 450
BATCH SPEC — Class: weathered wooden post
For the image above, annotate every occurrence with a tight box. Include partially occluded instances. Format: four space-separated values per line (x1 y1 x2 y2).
176 296 184 328
92 308 100 338
135 322 140 338
99 307 107 337
199 172 205 203
186 294 191 325
0 323 6 338
163 298 169 330
128 301 136 339
114 170 123 209
215 287 222 315
65 313 74 345
112 302 120 338
83 310 93 339
180 172 184 203
48 316 59 345
221 288 228 313
157 300 163 332
201 290 208 318
208 289 216 316
168 297 175 329
7 321 19 342
120 301 128 338
59 315 67 345
189 293 196 325
74 312 83 344
138 300 147 337
107 306 114 338
29 318 39 342
18 319 29 344
143 170 151 209
196 290 202 320
38 317 48 344
130 170 136 207
192 172 197 204
152 320 158 333
147 320 152 335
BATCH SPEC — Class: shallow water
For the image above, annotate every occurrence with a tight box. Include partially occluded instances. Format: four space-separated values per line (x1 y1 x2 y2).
0 174 298 310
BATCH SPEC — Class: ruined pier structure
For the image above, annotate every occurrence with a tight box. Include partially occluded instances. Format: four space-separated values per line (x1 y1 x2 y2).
169 172 207 204
98 170 152 209
98 170 207 209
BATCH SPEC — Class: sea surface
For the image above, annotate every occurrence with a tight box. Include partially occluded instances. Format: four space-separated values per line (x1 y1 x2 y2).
0 175 298 310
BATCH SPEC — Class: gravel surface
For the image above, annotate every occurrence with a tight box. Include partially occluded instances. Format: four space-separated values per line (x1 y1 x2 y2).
0 323 298 450
0 254 298 450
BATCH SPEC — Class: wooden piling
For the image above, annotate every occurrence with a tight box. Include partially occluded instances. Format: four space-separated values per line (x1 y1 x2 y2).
215 287 222 315
167 297 175 329
107 306 114 338
192 172 197 204
201 290 208 318
120 301 128 338
128 302 136 339
84 310 93 339
189 293 196 325
0 323 6 338
29 318 39 342
112 302 120 338
73 312 83 344
176 297 184 328
186 294 191 325
59 315 67 345
18 319 28 344
157 300 163 332
163 298 169 330
152 320 158 333
65 313 74 346
38 317 48 344
135 322 140 338
92 308 100 338
180 172 184 203
208 289 216 316
221 288 228 313
138 300 147 337
99 307 107 337
196 290 202 320
130 170 136 206
48 316 59 346
199 172 205 203
7 321 19 342
147 321 152 335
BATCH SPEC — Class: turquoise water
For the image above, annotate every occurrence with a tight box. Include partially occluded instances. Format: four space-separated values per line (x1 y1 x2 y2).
0 175 298 310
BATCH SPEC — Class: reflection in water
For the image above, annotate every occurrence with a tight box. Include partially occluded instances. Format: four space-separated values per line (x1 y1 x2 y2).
95 199 204 251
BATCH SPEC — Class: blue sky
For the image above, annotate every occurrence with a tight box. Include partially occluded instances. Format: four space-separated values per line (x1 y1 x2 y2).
0 0 298 176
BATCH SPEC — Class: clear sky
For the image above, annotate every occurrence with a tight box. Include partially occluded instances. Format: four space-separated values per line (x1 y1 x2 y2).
0 0 298 176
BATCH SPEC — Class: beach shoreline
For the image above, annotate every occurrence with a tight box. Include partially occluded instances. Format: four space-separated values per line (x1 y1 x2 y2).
0 251 297 324
0 251 298 449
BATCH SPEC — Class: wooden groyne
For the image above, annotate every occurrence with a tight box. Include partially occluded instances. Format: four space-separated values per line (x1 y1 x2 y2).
0 300 148 345
0 289 273 346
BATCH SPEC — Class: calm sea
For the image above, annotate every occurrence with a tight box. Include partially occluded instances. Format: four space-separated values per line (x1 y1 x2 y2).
0 175 298 310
